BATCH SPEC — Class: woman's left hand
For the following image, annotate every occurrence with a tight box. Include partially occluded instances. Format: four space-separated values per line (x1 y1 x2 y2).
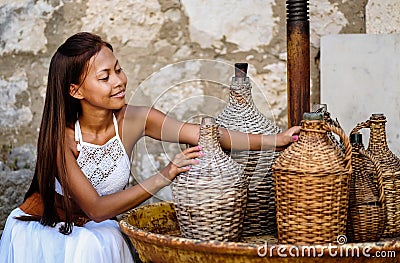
159 145 204 186
276 125 301 148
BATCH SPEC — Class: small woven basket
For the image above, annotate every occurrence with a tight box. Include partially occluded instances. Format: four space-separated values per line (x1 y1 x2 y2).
346 133 385 242
272 112 352 245
351 113 400 237
171 117 247 242
216 64 281 236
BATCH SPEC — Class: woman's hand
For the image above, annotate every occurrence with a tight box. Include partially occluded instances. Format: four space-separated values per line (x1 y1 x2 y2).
275 125 301 150
158 145 204 186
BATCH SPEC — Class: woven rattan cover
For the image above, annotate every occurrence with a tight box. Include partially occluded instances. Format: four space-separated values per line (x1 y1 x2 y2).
351 114 400 237
215 77 281 236
312 104 345 153
171 117 247 242
272 118 352 245
347 136 385 242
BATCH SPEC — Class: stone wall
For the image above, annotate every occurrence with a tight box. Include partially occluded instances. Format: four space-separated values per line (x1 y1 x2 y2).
0 0 397 231
0 0 366 146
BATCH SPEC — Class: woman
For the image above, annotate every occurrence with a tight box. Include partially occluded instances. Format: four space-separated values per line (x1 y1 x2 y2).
0 32 299 262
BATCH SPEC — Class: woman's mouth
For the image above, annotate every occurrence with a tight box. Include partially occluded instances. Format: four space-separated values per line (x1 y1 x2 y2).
111 90 125 98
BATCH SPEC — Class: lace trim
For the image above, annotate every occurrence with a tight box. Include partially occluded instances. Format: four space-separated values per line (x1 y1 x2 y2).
77 138 126 187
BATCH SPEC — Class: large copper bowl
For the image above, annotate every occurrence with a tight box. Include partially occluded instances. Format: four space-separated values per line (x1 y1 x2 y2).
119 201 400 263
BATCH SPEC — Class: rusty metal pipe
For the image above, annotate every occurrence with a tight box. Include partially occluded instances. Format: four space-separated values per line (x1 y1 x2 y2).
286 0 310 127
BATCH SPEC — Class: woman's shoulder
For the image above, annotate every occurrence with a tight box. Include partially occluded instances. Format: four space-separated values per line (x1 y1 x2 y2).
115 105 153 122
120 104 152 114
114 105 155 145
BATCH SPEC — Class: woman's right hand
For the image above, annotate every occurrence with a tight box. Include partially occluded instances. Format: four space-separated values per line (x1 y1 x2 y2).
159 145 204 185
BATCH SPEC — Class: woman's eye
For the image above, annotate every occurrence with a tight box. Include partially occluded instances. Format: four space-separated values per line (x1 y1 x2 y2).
99 76 109 81
116 67 123 74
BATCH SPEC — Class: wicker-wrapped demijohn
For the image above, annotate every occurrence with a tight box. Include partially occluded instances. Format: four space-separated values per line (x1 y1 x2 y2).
272 112 352 245
215 63 281 236
346 133 385 242
171 117 247 242
351 113 400 237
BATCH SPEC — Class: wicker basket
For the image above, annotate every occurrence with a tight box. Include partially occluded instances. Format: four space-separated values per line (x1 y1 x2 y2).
171 117 247 242
272 112 352 245
346 133 385 242
351 113 400 237
119 201 400 263
215 63 281 236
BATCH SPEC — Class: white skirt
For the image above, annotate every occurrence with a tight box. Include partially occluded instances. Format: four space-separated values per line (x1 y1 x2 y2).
0 208 134 263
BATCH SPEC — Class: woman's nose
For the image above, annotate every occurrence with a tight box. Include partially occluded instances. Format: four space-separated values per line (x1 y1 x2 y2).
112 72 126 87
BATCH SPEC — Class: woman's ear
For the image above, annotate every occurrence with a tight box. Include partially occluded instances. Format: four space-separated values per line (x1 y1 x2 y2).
69 84 84 99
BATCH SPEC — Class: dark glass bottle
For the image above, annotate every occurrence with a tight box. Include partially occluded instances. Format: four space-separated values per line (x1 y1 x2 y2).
347 133 385 242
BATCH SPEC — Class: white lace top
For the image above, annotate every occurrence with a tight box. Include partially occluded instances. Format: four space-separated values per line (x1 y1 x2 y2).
56 114 130 196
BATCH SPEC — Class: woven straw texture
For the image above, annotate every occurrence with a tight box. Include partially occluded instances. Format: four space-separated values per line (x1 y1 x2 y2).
171 117 247 242
351 113 400 237
312 104 345 153
272 117 352 245
347 134 385 242
216 77 281 236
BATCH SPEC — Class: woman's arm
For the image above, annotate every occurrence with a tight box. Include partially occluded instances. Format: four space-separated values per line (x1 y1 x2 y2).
218 126 300 151
144 107 200 145
144 107 300 151
64 142 202 222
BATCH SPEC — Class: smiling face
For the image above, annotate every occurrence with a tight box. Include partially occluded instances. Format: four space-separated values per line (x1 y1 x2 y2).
70 45 127 111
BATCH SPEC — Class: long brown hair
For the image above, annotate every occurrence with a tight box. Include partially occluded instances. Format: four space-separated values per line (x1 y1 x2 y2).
24 32 113 234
